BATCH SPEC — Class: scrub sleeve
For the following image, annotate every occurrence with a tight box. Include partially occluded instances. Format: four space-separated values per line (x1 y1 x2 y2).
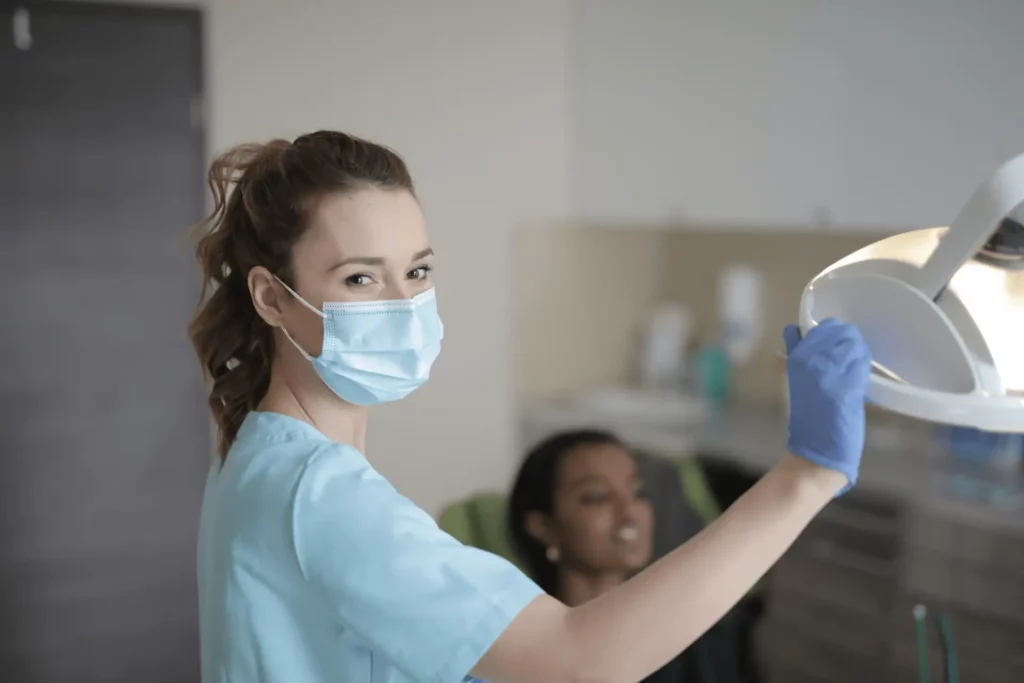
292 444 544 683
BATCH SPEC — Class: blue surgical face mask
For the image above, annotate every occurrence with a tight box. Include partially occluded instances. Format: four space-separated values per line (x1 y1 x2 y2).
274 277 444 405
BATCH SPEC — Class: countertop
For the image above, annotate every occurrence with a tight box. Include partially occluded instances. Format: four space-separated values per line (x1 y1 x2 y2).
520 398 1024 537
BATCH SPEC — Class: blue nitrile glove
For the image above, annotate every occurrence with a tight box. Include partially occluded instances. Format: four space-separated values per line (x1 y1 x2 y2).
784 318 872 494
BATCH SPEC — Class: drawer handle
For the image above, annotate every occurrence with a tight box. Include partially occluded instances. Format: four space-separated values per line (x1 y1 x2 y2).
12 7 31 51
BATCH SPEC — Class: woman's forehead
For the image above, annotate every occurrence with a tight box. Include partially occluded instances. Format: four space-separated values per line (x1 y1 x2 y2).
298 188 428 266
558 444 636 485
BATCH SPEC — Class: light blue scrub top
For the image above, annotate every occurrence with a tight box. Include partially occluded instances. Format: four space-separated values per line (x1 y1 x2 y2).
197 411 543 683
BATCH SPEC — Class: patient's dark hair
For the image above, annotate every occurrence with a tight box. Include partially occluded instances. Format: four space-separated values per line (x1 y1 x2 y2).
507 429 628 596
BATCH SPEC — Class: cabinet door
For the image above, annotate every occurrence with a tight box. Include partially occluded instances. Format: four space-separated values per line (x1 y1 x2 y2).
0 3 207 682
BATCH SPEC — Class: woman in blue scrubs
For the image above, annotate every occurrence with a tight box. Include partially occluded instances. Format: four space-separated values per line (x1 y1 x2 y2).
189 131 872 683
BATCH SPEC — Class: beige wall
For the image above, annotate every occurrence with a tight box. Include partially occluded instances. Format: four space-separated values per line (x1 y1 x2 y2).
211 2 575 514
514 227 881 404
106 0 574 513
514 227 665 399
207 0 575 513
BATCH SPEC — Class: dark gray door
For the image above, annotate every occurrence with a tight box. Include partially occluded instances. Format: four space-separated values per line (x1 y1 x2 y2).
0 3 208 681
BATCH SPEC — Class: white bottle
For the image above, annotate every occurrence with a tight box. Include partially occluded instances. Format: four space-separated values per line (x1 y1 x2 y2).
719 264 764 366
639 304 693 391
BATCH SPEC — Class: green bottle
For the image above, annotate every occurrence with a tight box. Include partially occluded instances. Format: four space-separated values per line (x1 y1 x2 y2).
697 343 731 407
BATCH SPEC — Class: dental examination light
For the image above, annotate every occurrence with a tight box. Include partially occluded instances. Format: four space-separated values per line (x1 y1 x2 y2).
799 154 1024 432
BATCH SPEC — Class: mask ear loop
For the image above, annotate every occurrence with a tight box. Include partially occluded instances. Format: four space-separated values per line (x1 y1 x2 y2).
272 275 325 361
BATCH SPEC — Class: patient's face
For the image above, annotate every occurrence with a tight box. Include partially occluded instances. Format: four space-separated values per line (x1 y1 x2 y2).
551 444 653 574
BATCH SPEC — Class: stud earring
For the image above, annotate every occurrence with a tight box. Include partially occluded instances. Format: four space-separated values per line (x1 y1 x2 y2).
545 546 560 563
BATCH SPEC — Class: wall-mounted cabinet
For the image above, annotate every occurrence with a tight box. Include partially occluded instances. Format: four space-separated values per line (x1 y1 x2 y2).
571 0 1024 232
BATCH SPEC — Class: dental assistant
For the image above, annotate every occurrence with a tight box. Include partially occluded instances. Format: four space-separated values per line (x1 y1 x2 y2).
190 131 873 683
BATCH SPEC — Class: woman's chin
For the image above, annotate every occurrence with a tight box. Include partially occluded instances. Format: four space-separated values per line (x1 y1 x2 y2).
619 550 653 571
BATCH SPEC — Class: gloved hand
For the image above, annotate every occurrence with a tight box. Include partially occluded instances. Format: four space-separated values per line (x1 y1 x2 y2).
784 318 872 494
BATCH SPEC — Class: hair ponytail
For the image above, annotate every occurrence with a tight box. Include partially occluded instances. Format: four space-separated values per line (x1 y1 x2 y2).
187 132 415 459
189 144 284 457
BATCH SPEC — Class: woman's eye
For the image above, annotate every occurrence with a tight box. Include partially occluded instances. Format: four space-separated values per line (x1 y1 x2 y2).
407 265 433 280
580 491 608 505
345 273 374 287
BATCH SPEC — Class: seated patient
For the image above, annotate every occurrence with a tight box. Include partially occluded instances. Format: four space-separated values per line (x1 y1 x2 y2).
507 429 755 683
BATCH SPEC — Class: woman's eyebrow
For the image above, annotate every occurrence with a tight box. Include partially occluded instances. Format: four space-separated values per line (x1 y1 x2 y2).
327 255 385 271
564 474 607 490
327 247 434 272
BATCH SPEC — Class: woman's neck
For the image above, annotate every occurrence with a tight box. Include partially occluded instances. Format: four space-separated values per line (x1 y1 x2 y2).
557 569 628 607
258 357 369 453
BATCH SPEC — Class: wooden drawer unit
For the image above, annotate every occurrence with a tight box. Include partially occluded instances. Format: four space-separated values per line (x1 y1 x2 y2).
761 591 888 659
791 491 904 571
902 546 1024 622
906 509 1024 568
757 624 889 683
769 554 897 617
888 636 1023 683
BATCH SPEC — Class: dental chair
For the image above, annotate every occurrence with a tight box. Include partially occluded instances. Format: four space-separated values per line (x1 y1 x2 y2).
438 454 765 683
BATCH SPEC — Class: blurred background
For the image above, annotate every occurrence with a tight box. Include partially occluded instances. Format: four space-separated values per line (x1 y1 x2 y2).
2 0 1023 681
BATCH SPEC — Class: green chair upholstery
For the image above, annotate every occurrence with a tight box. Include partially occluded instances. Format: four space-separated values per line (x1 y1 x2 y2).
437 492 517 564
675 456 722 526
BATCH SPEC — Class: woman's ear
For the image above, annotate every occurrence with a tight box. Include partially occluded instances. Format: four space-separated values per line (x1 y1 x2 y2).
524 511 556 547
248 265 288 326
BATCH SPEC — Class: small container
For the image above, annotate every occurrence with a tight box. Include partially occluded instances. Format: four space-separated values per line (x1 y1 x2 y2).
696 343 731 407
639 304 693 391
